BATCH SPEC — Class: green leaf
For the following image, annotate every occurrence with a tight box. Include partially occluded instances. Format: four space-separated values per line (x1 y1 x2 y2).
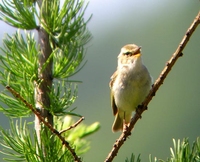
56 116 100 155
125 153 141 162
0 119 76 161
0 0 37 29
0 31 37 117
36 0 92 78
152 138 200 162
49 81 81 116
0 30 38 80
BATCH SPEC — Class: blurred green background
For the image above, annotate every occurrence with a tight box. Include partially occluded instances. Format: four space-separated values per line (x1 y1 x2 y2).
0 0 200 162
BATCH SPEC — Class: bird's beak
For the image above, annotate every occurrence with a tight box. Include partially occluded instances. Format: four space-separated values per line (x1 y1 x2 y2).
134 46 141 55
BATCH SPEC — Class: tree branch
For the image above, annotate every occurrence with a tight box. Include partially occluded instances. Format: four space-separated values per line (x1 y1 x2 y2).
59 117 85 135
6 86 82 162
35 0 53 150
105 11 200 162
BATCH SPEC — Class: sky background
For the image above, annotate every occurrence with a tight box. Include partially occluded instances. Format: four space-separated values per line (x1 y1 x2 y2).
0 0 200 162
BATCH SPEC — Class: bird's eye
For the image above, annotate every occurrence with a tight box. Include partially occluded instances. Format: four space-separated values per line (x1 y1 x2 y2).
124 52 132 55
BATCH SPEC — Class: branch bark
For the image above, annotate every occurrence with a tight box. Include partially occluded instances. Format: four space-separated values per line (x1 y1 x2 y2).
59 117 85 134
34 26 53 143
34 0 53 154
105 11 200 162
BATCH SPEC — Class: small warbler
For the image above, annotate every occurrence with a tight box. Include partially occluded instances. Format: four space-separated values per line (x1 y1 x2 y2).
109 44 152 132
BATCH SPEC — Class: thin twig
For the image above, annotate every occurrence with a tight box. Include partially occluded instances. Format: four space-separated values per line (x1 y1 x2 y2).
6 86 82 162
59 117 85 134
105 11 200 162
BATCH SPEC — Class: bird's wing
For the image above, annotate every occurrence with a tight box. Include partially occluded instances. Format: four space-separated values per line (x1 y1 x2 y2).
109 70 117 88
109 70 118 115
111 92 118 115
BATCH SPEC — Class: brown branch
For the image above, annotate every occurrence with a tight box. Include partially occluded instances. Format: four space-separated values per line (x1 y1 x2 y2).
6 86 82 162
59 117 85 134
35 0 53 153
105 11 200 162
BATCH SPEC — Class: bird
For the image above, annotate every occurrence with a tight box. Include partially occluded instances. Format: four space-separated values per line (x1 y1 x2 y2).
109 44 152 132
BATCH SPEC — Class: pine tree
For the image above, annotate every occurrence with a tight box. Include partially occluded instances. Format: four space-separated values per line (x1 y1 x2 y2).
0 0 100 161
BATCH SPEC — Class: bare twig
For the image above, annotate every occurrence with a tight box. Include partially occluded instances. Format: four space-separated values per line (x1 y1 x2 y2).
105 11 200 162
6 86 82 162
59 117 85 134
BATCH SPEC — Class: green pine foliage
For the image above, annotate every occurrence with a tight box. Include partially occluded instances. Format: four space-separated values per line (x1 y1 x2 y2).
125 153 141 162
0 0 100 161
0 118 100 161
126 138 200 162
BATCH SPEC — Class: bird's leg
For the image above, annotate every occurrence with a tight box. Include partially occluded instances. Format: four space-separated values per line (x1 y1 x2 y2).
123 124 129 133
123 112 129 133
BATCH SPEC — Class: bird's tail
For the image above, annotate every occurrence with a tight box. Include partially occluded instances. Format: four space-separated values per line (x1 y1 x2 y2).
112 113 123 132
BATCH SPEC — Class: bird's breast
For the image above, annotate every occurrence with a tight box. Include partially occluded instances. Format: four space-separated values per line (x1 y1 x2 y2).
112 65 151 112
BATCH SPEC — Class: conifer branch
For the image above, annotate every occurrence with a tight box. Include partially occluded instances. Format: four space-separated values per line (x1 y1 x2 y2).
6 86 82 162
